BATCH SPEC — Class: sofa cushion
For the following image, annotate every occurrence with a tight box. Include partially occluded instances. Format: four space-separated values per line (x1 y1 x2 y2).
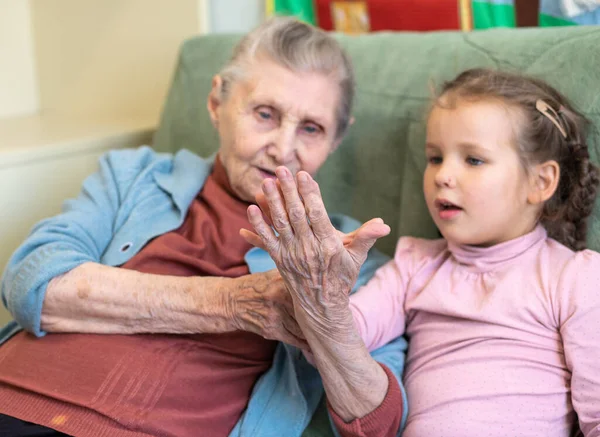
153 26 600 255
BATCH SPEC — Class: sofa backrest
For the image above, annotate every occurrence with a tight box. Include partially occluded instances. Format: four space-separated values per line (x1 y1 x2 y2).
154 26 600 256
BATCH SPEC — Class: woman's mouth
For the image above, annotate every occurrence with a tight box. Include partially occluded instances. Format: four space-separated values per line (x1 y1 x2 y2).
257 167 277 180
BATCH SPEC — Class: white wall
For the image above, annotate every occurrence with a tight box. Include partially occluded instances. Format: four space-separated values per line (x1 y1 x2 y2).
0 0 39 119
0 0 267 326
31 0 207 121
209 0 265 33
0 1 209 325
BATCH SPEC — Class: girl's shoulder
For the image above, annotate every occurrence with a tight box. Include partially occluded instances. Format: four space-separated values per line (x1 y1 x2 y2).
549 245 600 326
544 240 600 306
544 238 600 274
558 247 600 280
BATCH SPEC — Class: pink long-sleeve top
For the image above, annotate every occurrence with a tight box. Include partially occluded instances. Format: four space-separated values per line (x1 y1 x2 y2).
349 225 600 437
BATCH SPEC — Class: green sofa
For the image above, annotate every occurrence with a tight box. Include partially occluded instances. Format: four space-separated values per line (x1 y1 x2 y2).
153 25 600 436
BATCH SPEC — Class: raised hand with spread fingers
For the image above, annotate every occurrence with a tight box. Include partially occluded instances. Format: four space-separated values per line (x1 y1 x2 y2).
241 166 392 422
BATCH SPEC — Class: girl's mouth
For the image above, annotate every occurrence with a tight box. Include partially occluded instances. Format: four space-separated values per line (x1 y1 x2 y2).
435 199 463 220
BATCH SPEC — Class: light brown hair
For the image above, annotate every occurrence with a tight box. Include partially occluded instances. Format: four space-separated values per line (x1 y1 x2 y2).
438 68 599 251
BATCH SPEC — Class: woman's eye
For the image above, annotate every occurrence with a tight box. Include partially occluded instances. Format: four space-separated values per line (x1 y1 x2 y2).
467 157 484 166
258 111 271 120
302 123 321 135
255 107 275 122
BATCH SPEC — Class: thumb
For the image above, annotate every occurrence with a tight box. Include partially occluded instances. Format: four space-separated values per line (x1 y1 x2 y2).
240 228 267 250
346 218 390 263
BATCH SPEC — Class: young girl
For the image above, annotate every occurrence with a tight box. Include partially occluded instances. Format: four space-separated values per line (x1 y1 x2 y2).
347 68 600 436
244 68 600 437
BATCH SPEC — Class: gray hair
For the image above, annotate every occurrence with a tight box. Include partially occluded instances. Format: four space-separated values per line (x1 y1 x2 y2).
218 16 355 140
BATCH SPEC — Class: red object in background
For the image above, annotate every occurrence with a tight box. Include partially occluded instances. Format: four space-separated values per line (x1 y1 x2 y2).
315 0 461 32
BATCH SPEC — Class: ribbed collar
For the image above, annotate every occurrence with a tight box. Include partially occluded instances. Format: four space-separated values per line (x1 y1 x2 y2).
447 225 547 272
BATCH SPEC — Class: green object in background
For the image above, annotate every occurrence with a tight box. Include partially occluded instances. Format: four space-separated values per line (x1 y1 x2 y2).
472 2 515 28
269 0 317 25
539 13 574 27
472 0 576 29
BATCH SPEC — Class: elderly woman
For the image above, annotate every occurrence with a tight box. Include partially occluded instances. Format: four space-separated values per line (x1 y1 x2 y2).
0 17 405 437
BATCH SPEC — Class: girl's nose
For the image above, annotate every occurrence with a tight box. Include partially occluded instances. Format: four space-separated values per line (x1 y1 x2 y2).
434 164 456 188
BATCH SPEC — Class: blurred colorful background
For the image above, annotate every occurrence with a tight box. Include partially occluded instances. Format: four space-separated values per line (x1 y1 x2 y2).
267 0 600 32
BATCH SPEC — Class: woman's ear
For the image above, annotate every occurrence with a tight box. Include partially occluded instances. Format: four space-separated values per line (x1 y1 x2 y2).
207 75 223 129
527 160 560 205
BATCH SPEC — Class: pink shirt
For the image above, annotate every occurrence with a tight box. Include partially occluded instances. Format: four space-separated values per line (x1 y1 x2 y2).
349 225 600 437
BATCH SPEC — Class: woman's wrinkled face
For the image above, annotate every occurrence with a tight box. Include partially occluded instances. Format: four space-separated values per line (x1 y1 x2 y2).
208 58 342 203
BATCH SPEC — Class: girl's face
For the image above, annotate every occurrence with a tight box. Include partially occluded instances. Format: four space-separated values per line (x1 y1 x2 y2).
423 98 540 247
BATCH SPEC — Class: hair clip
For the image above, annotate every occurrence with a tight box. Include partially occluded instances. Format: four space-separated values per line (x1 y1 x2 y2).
536 99 567 139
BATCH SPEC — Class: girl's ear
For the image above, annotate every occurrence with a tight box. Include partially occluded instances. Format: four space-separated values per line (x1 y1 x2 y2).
207 75 224 129
527 160 560 205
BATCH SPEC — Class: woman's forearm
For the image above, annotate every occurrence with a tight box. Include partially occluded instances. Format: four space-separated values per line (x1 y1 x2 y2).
300 310 389 422
40 263 307 348
41 262 235 334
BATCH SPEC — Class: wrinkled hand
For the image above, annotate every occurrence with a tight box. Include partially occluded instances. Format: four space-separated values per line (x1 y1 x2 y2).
252 190 369 251
240 167 390 339
231 269 308 350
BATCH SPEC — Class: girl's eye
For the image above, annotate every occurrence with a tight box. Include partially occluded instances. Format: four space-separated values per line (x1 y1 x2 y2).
467 157 484 166
428 156 442 165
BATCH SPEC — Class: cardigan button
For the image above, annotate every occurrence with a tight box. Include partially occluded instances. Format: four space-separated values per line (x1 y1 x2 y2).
120 242 133 252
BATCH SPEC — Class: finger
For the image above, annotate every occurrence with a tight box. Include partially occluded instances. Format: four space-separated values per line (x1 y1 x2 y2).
282 330 310 350
346 218 391 263
295 172 338 242
275 167 312 236
262 178 294 242
239 228 266 250
246 205 279 253
282 316 306 342
255 192 274 227
302 348 316 366
281 324 309 349
242 309 306 348
356 218 391 241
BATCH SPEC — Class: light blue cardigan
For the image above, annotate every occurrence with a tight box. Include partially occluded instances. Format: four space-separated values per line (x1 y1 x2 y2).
0 146 408 436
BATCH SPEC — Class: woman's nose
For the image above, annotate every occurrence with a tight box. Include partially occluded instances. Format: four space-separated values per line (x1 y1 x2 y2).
268 125 297 164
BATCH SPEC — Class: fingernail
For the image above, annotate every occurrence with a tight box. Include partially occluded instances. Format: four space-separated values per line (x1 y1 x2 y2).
247 205 260 217
298 172 309 183
276 167 289 179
